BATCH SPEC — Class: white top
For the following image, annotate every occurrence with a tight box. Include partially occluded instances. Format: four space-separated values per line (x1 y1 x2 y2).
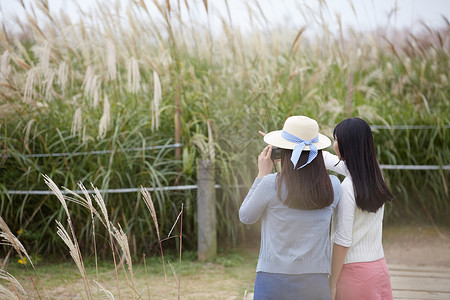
323 151 385 264
239 173 341 274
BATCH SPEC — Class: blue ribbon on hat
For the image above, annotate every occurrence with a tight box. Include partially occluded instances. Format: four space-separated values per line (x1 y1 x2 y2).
281 130 319 169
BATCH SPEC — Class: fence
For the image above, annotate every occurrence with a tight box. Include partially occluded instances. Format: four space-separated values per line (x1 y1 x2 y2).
1 125 449 259
2 124 449 195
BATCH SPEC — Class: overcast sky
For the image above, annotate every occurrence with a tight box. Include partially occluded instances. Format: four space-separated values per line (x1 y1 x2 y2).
1 0 449 35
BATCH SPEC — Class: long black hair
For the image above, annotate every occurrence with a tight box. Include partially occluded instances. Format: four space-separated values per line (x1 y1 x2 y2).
333 118 393 212
277 149 334 210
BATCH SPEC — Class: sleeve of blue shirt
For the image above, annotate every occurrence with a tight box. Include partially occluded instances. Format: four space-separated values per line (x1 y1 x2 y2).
239 175 273 224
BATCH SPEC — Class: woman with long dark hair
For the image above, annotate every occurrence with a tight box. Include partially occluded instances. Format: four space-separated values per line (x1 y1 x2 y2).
240 116 341 299
325 118 394 300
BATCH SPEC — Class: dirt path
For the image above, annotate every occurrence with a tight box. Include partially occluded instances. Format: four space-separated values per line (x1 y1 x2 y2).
383 225 450 267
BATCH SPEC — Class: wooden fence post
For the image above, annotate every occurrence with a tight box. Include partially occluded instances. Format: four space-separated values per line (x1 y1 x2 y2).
197 159 217 260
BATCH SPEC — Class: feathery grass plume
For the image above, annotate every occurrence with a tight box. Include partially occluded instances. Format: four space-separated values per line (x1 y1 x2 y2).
82 66 101 107
32 42 50 74
0 284 17 300
106 39 116 81
0 217 49 299
57 61 68 94
91 184 122 299
23 119 35 153
43 67 55 100
55 220 86 279
98 94 111 139
23 67 37 102
0 269 26 296
152 70 162 131
0 217 34 270
191 133 209 159
0 50 11 81
91 185 110 232
42 174 69 216
77 182 100 284
140 186 167 281
71 107 83 137
126 56 140 93
111 224 135 297
43 175 92 298
93 281 115 300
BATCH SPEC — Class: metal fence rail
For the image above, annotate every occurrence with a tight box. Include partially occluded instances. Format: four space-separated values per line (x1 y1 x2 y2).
3 184 222 195
1 164 448 196
370 125 450 129
3 143 183 159
380 164 450 170
1 127 448 196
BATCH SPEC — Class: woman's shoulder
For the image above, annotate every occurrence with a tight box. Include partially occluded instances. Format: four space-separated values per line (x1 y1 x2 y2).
341 176 353 187
340 177 356 203
260 173 278 185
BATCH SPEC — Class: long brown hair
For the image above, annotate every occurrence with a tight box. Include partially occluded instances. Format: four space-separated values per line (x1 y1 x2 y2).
277 149 334 209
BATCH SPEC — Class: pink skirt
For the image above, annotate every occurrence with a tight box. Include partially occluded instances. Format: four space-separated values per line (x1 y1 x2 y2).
336 257 393 300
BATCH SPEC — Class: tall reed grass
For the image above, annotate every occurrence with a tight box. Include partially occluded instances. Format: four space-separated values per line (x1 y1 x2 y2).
0 175 183 298
0 0 449 257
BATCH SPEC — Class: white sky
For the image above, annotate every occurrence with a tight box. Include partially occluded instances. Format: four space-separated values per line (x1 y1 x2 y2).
1 0 449 35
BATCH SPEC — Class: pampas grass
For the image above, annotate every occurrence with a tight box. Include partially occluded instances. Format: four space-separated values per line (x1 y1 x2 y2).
141 186 167 282
152 70 162 131
126 56 140 93
0 0 449 263
0 174 184 298
0 216 49 299
0 269 27 297
98 94 111 139
0 284 17 299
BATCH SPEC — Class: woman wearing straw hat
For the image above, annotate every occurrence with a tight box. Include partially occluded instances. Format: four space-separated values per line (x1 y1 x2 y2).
325 118 393 300
240 116 340 300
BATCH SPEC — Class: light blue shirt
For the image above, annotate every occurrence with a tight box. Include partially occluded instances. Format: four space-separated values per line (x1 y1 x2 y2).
239 173 341 274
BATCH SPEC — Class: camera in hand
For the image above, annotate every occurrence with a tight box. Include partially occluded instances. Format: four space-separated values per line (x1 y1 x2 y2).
271 146 281 160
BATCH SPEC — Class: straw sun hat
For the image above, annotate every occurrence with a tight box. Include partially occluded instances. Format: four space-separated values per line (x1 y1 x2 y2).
263 116 331 151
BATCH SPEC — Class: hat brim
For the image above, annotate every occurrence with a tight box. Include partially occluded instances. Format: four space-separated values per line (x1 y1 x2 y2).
263 130 331 150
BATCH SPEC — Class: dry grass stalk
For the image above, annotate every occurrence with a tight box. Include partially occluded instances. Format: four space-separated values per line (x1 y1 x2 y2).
0 216 49 299
106 39 117 81
152 70 162 131
44 69 55 99
71 107 83 137
42 174 69 215
0 217 34 269
140 187 167 281
0 50 11 82
55 220 84 279
43 175 92 299
98 94 111 139
23 67 37 102
93 280 115 300
57 62 68 94
111 224 135 299
0 284 17 300
126 56 141 94
0 267 27 296
82 66 101 107
23 119 35 153
91 184 122 299
32 42 50 74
